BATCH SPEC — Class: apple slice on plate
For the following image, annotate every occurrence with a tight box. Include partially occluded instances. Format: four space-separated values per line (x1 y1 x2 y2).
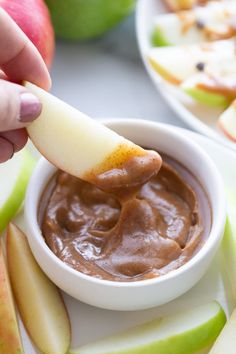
152 1 236 47
218 100 236 142
148 39 235 85
69 301 226 354
162 0 196 12
181 59 236 107
209 308 236 354
0 242 23 353
24 82 161 187
7 223 71 354
0 149 35 233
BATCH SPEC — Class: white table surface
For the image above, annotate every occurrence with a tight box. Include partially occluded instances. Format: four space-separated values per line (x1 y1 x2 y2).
50 13 187 127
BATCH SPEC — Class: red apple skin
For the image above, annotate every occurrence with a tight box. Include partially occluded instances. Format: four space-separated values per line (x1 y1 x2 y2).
218 120 236 142
0 0 55 68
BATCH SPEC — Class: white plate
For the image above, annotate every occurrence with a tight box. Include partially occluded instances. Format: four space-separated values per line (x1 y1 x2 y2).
13 127 236 353
136 0 236 152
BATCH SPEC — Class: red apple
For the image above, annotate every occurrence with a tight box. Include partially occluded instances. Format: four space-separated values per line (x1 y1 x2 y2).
0 0 55 68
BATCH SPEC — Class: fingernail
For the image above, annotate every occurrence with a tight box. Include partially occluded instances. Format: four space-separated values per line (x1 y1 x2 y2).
19 93 42 122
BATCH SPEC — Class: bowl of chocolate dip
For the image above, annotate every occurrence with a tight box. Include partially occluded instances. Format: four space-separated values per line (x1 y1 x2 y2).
24 119 226 310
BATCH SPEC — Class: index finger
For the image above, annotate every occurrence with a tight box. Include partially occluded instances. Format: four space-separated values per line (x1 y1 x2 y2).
0 8 51 90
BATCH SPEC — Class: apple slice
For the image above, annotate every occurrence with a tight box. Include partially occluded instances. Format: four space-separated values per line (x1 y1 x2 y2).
152 2 236 47
69 301 226 354
24 82 161 187
221 188 236 299
148 39 235 85
218 100 236 142
7 223 71 354
162 0 197 12
0 242 23 353
181 73 232 108
0 149 35 232
209 308 236 354
181 59 236 107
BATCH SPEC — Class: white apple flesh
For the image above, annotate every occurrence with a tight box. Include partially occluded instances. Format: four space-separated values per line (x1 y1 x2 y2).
7 223 71 354
0 149 35 232
218 100 236 142
209 308 236 354
25 82 160 184
152 2 236 47
148 39 236 85
69 301 226 354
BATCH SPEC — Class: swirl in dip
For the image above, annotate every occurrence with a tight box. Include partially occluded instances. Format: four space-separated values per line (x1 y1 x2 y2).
39 153 211 282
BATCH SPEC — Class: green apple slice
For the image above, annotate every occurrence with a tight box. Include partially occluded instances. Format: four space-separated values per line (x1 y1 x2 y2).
209 308 236 354
181 59 236 107
148 39 235 85
221 188 236 299
218 100 236 142
24 82 161 185
69 301 226 354
181 73 231 108
0 242 23 353
7 223 71 354
0 149 35 233
152 2 236 47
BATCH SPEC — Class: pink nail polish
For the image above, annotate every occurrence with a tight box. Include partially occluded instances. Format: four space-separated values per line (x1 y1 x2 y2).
19 92 42 122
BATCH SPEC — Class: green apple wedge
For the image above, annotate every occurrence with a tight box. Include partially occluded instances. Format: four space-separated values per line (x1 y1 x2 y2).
69 301 226 354
7 223 71 354
181 57 236 107
221 188 236 299
152 2 236 47
181 73 232 108
218 100 236 142
45 0 135 40
0 148 35 233
0 241 23 353
209 308 236 354
148 39 236 85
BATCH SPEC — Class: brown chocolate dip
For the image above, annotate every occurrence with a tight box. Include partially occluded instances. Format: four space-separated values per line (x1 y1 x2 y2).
39 154 211 282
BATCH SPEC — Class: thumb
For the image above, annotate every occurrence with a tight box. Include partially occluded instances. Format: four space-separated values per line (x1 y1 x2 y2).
0 79 42 132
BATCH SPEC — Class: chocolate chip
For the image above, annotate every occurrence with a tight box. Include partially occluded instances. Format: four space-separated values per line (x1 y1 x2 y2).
196 19 205 29
196 62 205 71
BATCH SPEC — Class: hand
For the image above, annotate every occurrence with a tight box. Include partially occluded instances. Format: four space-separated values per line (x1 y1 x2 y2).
0 8 51 163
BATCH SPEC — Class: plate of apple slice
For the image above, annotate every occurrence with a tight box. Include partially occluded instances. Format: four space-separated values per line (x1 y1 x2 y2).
0 123 234 353
136 0 236 149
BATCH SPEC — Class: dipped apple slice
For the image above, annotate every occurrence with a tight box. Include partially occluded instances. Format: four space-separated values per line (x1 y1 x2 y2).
218 100 236 142
7 223 71 354
181 59 236 107
0 149 35 232
24 82 162 190
69 301 226 354
152 1 236 47
0 242 23 354
148 39 236 85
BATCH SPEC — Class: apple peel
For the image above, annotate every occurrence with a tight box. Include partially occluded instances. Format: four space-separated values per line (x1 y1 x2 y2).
0 149 35 233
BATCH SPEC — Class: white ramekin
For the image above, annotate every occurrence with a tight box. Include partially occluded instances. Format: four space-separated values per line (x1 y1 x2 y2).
24 119 226 311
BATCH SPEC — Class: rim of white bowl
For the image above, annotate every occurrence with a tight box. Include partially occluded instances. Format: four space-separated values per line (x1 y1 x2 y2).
25 119 227 288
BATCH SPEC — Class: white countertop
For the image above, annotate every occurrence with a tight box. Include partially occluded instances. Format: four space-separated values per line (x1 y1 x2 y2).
50 14 187 128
